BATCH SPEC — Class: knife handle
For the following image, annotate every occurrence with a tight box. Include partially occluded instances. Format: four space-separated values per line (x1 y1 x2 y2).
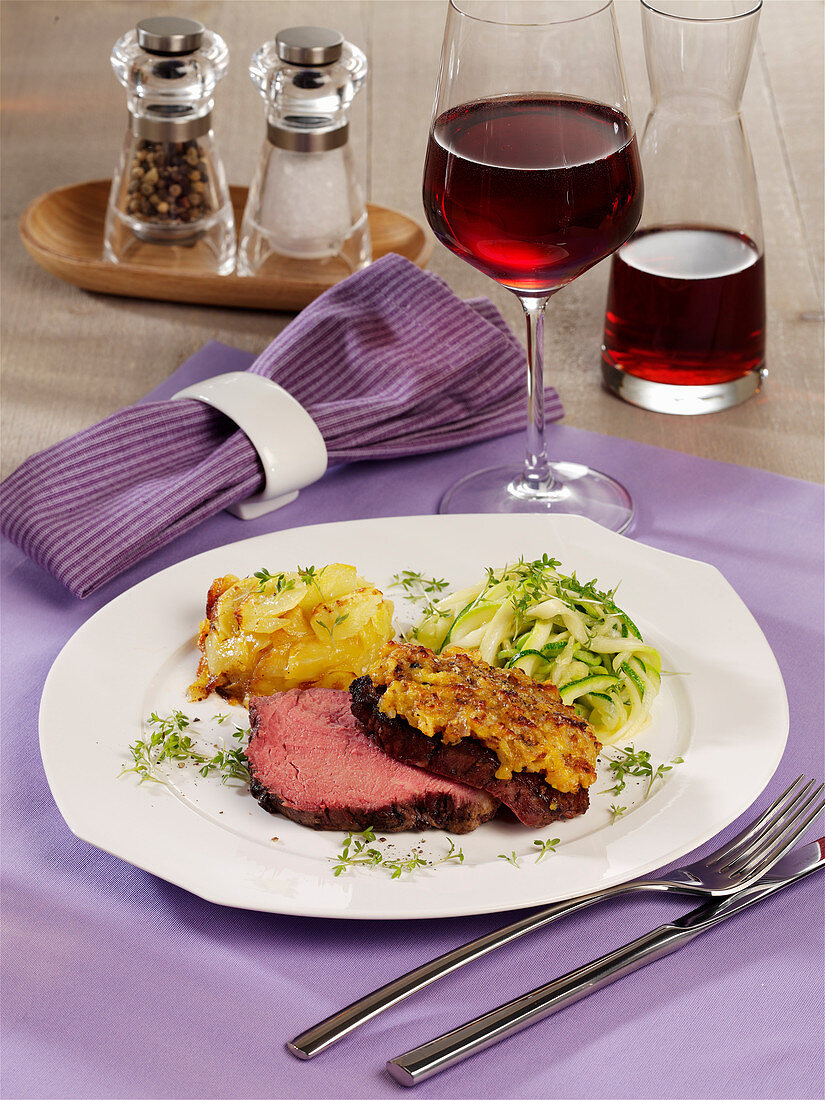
387 922 694 1087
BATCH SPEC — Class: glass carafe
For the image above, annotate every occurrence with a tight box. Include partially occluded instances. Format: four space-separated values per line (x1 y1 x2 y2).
601 0 766 414
238 26 371 278
103 16 236 275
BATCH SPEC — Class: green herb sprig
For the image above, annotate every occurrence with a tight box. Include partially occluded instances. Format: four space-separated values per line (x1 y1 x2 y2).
331 829 464 878
297 564 325 590
122 710 250 787
315 612 350 643
496 837 561 868
253 568 295 595
391 570 452 621
497 851 521 867
392 570 450 601
601 745 684 800
533 837 560 862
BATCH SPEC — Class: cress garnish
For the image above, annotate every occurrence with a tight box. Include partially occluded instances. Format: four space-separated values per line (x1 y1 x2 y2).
122 710 250 786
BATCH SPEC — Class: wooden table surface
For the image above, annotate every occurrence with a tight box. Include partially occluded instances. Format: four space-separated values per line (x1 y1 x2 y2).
2 0 823 484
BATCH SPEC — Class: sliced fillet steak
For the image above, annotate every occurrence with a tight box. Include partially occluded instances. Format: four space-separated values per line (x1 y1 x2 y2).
350 676 590 828
246 688 499 833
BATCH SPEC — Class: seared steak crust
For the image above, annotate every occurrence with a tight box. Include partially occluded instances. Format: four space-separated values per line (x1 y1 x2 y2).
248 772 497 833
350 676 589 828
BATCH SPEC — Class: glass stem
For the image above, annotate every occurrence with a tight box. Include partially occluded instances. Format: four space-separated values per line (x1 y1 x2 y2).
521 295 552 490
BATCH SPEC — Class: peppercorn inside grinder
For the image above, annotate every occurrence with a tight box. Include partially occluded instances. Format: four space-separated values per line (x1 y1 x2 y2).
238 27 371 278
103 16 236 275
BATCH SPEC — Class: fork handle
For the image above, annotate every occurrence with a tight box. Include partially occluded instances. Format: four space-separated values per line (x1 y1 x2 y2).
287 885 639 1059
387 923 693 1086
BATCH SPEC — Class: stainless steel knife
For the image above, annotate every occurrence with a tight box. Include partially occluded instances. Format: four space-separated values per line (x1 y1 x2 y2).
387 836 825 1087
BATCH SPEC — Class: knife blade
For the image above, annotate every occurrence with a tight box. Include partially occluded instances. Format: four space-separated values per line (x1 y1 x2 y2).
388 836 825 1087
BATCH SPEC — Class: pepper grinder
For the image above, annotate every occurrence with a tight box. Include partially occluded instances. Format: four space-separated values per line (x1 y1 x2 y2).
103 16 236 275
238 26 371 278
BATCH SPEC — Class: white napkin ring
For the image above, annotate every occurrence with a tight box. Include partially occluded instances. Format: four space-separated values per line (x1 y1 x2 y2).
171 372 328 520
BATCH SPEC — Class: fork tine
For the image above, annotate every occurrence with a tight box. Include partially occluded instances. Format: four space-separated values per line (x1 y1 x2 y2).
720 780 823 873
715 778 817 870
732 785 825 879
703 776 807 865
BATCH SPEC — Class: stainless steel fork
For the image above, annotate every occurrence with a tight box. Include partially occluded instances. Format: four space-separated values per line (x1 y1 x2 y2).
288 775 824 1059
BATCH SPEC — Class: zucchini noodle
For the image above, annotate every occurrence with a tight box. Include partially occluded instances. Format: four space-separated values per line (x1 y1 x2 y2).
408 555 661 742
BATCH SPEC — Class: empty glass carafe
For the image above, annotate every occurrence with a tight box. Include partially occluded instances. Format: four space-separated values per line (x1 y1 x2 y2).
601 0 766 414
104 16 236 275
238 27 371 278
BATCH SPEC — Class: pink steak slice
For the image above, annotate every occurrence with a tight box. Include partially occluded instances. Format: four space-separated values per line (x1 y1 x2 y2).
246 687 500 833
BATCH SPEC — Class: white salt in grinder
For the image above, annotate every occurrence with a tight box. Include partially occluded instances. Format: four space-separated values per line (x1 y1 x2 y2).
238 26 371 277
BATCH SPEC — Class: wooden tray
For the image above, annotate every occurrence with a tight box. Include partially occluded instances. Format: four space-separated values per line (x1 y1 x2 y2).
19 179 433 312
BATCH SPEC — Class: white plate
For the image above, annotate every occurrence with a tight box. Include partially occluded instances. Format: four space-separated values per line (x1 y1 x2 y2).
39 514 788 920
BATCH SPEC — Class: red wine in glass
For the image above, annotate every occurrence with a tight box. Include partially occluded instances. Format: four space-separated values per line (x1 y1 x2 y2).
423 0 642 528
602 225 766 385
422 94 643 296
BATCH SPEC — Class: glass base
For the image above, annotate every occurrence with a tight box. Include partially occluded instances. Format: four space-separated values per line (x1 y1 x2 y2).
438 463 634 533
103 202 237 276
602 356 766 415
237 211 371 278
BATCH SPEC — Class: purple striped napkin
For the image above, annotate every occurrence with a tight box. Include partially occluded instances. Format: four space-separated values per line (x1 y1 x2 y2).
0 254 563 599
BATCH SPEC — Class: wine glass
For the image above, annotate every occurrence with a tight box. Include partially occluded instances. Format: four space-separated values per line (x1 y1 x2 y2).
422 0 643 530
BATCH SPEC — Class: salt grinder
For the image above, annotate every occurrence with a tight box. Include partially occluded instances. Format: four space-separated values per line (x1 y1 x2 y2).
103 16 236 274
238 26 371 277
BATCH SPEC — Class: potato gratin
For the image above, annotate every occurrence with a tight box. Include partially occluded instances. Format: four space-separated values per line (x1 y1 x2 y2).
369 642 600 795
188 564 394 704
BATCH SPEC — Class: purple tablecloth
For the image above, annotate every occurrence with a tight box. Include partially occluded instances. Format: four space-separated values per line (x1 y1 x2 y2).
2 343 823 1100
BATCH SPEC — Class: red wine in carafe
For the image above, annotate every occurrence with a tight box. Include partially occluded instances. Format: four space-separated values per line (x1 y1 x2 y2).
602 226 765 385
422 95 643 295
